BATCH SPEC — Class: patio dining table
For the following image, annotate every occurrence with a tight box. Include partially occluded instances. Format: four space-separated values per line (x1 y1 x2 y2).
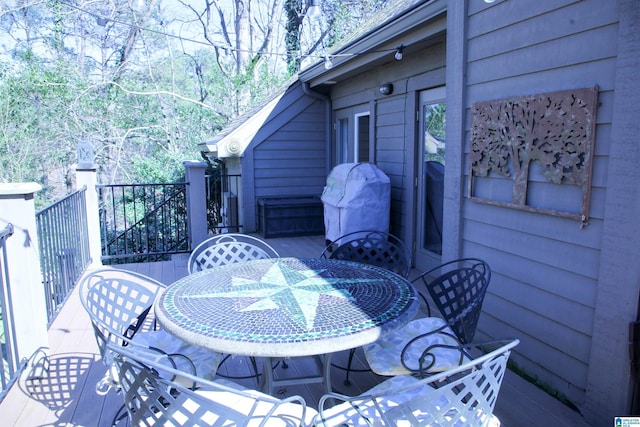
155 257 419 394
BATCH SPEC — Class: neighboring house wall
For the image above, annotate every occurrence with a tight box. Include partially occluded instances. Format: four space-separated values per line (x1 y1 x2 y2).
449 0 639 421
240 82 329 232
329 36 447 243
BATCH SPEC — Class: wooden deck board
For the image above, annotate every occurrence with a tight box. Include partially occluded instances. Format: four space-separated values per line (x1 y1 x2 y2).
0 234 589 426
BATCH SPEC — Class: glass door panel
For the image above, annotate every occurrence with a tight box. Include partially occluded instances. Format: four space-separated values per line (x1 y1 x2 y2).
337 117 351 163
415 87 446 268
355 113 370 163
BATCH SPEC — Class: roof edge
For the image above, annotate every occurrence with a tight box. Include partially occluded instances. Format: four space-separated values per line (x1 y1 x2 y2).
299 0 446 83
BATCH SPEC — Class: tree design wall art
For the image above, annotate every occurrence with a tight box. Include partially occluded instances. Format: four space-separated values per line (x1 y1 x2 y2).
468 87 598 225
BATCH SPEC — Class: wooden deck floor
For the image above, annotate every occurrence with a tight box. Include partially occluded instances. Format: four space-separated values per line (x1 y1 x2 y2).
0 234 590 426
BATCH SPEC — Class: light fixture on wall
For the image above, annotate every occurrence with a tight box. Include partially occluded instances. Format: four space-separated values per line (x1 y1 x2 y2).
394 45 404 61
379 83 393 96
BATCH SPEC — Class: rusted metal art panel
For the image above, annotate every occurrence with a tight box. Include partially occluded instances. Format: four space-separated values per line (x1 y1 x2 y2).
469 86 598 226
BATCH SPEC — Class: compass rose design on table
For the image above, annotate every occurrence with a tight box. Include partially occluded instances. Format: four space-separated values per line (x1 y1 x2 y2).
187 261 377 331
157 257 418 360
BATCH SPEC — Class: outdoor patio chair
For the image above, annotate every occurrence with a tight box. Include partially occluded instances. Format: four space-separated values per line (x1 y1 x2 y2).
188 233 280 274
363 258 491 377
187 233 278 379
320 230 412 279
78 268 222 395
320 230 412 384
188 233 280 379
110 343 317 427
314 338 518 427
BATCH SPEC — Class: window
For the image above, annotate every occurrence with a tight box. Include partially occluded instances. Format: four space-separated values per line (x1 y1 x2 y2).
335 108 370 164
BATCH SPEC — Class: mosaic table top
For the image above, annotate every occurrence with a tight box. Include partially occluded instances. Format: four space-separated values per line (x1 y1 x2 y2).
155 257 419 358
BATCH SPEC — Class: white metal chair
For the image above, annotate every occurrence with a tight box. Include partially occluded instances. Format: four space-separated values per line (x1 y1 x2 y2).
363 258 491 377
78 268 222 394
188 233 280 274
314 339 518 427
110 343 317 427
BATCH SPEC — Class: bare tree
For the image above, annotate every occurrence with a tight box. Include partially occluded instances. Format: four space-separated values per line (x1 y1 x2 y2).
0 0 224 193
0 0 393 202
174 0 284 115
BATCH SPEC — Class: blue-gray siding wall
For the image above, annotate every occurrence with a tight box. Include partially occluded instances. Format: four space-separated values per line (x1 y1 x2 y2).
376 95 410 237
583 0 640 422
253 106 327 198
459 0 620 412
241 83 328 232
330 39 447 243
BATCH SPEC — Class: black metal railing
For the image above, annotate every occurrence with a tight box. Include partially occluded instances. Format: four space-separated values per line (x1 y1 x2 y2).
36 188 92 323
0 223 25 401
206 172 242 234
98 183 189 264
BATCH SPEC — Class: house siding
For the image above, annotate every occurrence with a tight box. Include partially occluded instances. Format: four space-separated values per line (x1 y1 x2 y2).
459 0 623 413
214 0 637 421
375 96 409 237
240 83 329 232
584 0 640 422
329 39 447 244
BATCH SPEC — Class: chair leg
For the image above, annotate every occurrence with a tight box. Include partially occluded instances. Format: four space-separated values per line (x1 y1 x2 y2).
331 348 371 385
215 355 262 380
250 356 260 379
111 402 129 426
344 348 356 385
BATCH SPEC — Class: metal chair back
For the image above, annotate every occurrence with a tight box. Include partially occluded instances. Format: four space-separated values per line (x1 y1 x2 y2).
320 230 411 385
188 233 280 274
79 269 163 360
316 339 518 427
414 258 491 343
79 268 220 398
321 230 411 278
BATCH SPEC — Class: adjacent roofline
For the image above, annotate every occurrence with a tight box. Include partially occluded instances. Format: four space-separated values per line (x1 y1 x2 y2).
198 78 300 158
198 90 287 159
198 0 447 156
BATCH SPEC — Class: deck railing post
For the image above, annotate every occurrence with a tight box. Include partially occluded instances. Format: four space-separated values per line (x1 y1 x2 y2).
184 161 209 249
0 183 49 363
76 166 102 266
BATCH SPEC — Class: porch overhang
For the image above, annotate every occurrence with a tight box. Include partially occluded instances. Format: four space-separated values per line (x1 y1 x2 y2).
299 0 446 88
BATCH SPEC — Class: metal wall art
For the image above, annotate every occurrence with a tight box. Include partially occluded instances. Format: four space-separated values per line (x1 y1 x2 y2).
468 86 598 226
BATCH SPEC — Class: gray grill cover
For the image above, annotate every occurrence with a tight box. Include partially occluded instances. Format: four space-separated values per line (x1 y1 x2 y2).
321 163 391 242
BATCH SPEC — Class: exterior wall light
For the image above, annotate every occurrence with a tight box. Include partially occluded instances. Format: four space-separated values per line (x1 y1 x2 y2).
379 83 393 95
